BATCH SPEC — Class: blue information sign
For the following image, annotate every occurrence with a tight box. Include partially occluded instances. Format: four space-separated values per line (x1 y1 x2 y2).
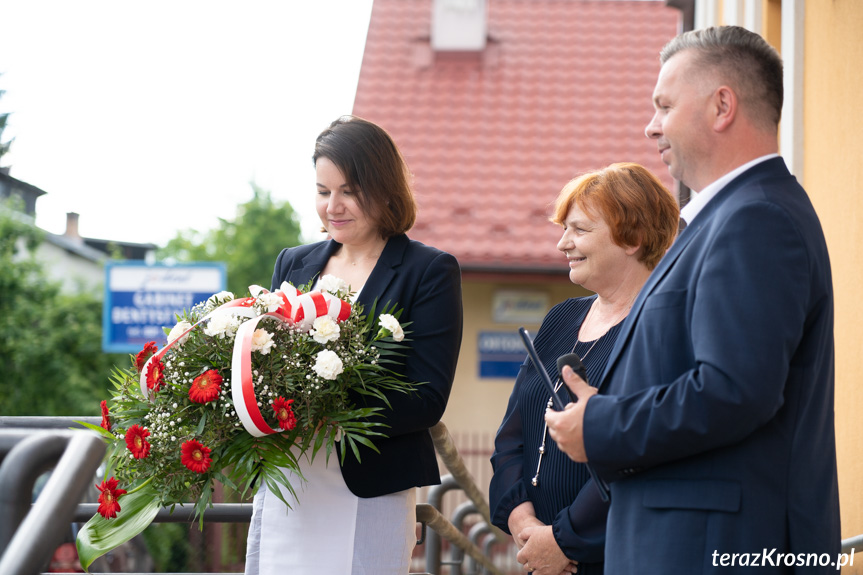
478 331 527 378
103 262 226 353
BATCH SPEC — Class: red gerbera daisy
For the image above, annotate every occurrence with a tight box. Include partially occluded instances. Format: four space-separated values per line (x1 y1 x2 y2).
125 424 151 459
96 477 127 519
145 357 165 393
100 400 111 431
188 370 222 403
181 439 212 473
272 397 297 431
135 341 158 372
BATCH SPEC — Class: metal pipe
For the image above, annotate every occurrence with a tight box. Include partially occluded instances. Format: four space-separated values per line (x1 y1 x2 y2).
481 532 496 575
416 504 502 575
447 502 478 575
0 416 99 430
450 501 478 530
0 432 75 551
842 534 862 555
465 522 491 575
425 474 460 574
74 502 254 524
0 430 105 575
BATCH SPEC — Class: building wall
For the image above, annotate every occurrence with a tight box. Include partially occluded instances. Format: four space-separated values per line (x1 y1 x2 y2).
33 241 104 294
441 276 590 436
801 0 863 553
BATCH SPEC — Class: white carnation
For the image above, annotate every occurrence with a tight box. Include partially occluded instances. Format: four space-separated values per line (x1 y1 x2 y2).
310 316 341 344
203 313 241 339
319 274 348 296
251 328 275 355
313 349 344 380
255 292 282 314
378 314 405 342
167 320 193 345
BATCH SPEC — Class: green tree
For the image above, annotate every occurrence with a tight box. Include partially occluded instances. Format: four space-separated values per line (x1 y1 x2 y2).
0 75 13 165
158 183 303 295
0 203 123 415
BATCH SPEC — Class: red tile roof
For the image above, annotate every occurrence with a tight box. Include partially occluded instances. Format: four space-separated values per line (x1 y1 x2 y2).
353 0 680 273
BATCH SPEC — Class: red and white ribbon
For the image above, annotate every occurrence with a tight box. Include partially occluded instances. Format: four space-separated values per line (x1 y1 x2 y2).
275 282 351 330
230 313 286 437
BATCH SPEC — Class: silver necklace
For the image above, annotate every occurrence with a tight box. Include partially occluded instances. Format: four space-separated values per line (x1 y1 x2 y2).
531 299 629 487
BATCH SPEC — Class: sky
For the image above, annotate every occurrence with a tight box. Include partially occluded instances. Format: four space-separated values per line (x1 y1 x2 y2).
0 0 375 246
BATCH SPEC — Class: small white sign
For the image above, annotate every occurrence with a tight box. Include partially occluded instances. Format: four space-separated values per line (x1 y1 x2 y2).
492 290 549 324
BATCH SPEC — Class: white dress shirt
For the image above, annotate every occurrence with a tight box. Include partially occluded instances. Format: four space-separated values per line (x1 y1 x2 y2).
679 154 781 226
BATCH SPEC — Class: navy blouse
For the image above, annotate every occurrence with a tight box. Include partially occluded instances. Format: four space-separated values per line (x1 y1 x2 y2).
489 296 619 574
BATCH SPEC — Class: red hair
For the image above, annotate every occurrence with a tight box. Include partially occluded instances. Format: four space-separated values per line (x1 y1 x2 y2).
551 163 679 270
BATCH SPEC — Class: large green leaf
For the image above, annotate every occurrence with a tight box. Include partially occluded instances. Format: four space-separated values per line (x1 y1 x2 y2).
73 420 115 441
76 483 161 572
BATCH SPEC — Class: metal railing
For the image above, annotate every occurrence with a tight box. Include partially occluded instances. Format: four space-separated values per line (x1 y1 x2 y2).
427 422 508 575
842 535 861 555
0 417 507 575
6 416 857 575
0 427 106 575
429 423 508 544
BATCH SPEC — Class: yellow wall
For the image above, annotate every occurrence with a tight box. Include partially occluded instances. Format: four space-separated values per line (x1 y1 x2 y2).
802 0 863 553
441 277 590 436
763 0 782 51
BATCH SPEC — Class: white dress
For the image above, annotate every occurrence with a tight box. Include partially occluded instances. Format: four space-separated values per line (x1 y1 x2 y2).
244 453 416 574
244 283 417 574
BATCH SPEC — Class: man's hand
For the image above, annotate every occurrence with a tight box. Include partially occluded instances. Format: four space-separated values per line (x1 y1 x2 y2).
544 365 597 462
516 525 578 574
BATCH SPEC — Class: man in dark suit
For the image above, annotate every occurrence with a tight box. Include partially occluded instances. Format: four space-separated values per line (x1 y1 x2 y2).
545 26 840 573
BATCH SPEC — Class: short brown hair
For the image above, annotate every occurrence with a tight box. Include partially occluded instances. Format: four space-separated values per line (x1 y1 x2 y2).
313 115 417 238
551 163 679 270
660 26 783 130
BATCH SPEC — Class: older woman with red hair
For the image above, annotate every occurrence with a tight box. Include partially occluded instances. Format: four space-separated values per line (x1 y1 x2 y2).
490 163 679 575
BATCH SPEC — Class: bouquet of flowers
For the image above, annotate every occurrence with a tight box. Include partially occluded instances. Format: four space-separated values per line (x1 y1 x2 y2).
75 275 415 570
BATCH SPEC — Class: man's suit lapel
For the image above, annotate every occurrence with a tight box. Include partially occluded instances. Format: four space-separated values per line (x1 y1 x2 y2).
596 158 789 392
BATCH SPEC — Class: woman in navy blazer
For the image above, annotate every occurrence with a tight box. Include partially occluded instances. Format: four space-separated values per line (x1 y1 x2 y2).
244 116 463 574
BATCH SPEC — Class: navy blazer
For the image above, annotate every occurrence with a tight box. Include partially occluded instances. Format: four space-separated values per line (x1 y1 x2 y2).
584 158 840 573
270 234 463 498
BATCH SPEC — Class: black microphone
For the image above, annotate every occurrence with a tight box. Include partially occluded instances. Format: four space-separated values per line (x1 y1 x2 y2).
554 352 610 503
518 327 567 410
556 353 588 405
